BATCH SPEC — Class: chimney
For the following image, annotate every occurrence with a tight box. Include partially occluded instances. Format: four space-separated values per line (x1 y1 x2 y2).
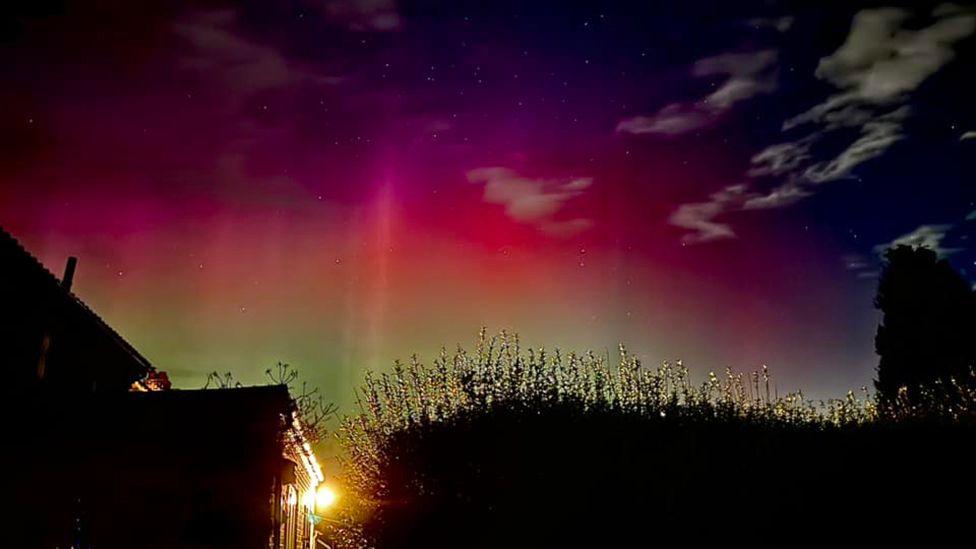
37 257 80 381
61 256 77 291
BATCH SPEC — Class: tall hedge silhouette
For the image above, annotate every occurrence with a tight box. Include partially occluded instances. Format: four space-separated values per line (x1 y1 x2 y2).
325 332 976 547
874 245 976 402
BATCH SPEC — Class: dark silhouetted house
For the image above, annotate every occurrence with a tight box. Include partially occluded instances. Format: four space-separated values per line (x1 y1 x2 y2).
1 227 155 393
2 228 324 548
15 388 324 549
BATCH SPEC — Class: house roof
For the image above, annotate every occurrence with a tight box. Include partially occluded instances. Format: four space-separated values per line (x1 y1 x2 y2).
119 384 293 408
106 386 324 484
0 226 154 379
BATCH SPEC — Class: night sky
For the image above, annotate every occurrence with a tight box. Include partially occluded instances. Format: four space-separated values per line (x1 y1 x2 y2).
3 1 975 409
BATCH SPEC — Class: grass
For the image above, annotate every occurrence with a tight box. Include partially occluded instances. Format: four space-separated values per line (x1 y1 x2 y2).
323 329 976 547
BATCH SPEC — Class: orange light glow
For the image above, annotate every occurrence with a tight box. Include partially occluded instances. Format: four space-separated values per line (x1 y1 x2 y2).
315 484 338 511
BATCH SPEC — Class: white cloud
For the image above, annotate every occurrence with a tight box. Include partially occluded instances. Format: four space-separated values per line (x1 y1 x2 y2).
753 107 909 203
874 224 960 257
617 49 778 136
466 167 593 237
653 6 975 245
671 5 975 245
747 138 815 178
742 181 809 210
670 202 735 244
669 185 749 243
771 5 974 189
962 131 976 140
616 106 712 135
695 50 779 109
803 107 909 183
750 105 909 210
786 6 975 128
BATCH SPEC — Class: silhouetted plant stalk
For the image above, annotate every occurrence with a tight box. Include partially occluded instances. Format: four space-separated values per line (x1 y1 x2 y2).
326 329 975 546
203 371 243 390
878 366 976 421
203 364 337 445
267 362 337 445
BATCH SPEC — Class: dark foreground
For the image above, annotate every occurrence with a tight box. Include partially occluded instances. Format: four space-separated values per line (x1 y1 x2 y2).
337 407 975 547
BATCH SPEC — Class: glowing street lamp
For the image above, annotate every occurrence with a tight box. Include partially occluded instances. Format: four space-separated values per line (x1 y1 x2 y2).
305 484 338 513
314 484 337 511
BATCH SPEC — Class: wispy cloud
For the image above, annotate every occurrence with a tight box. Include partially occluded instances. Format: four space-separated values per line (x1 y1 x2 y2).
787 6 975 128
175 10 339 101
741 181 809 210
962 131 976 140
842 253 870 270
747 5 974 208
669 5 975 244
669 185 748 244
801 106 909 183
842 253 879 279
746 138 815 178
873 223 960 257
617 49 778 135
616 106 712 136
466 167 593 237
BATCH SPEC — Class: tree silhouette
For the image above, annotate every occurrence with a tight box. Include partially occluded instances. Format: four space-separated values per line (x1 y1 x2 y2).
874 245 976 403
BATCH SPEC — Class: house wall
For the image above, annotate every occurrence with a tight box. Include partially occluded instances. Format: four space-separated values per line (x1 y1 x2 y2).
7 387 308 549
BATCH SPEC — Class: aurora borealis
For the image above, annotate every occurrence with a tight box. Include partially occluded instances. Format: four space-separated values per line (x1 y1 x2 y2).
2 1 975 410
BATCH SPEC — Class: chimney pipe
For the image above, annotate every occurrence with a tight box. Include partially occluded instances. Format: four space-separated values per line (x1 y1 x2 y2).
61 256 77 291
38 256 77 381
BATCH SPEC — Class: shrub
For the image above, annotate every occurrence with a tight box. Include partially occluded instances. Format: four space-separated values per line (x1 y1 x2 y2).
325 330 976 547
